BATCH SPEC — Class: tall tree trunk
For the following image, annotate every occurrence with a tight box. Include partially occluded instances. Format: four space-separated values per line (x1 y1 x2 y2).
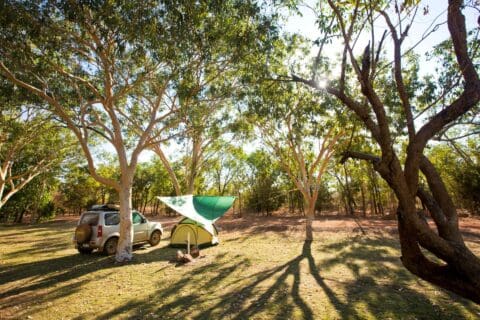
377 194 384 216
343 164 355 215
334 173 349 215
370 196 376 215
389 190 396 215
0 171 6 212
152 145 181 195
289 193 294 213
187 136 202 195
238 191 242 218
116 177 134 263
360 182 367 217
369 167 381 215
305 198 315 241
14 209 27 223
153 199 159 216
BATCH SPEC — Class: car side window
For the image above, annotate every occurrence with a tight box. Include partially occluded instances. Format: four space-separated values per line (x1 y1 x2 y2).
104 213 120 226
132 211 142 224
80 213 99 226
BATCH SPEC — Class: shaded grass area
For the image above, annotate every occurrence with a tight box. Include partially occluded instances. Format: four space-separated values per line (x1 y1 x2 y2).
0 219 479 319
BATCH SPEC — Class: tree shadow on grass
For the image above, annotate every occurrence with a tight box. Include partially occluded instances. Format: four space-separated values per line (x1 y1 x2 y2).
0 219 76 233
0 242 180 317
315 236 479 319
462 231 480 244
94 236 480 320
94 241 344 319
0 253 112 316
0 253 111 292
93 255 253 320
2 240 73 258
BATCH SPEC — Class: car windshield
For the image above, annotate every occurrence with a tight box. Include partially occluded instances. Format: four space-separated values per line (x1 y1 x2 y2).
80 212 99 226
104 212 120 225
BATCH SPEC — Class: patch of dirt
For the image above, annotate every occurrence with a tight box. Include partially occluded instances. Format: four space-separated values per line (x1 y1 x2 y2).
51 213 480 237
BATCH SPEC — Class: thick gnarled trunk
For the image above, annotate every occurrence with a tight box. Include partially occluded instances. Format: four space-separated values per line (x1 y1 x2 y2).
397 206 480 304
375 152 480 303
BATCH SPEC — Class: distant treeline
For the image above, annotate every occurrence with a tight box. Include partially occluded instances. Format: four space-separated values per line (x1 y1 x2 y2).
1 142 478 223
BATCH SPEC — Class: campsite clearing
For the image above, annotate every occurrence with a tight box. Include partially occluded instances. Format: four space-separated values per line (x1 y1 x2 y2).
1 216 479 319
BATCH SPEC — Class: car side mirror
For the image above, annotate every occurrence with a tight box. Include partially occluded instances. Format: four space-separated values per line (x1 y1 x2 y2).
141 218 147 224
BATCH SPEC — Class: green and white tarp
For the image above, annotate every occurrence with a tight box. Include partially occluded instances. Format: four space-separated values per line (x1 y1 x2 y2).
157 195 235 235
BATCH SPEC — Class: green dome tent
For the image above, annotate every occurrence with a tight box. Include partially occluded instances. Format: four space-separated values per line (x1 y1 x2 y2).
157 195 235 247
170 218 220 248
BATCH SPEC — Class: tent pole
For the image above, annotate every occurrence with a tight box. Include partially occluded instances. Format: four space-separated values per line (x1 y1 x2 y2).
196 226 199 248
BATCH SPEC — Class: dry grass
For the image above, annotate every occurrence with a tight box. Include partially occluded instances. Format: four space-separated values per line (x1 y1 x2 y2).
0 216 479 320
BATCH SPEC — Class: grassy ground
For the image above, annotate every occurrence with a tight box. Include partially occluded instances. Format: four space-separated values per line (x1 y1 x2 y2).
0 217 480 320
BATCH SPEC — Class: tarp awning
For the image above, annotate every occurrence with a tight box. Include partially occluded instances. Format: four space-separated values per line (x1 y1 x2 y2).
157 195 235 235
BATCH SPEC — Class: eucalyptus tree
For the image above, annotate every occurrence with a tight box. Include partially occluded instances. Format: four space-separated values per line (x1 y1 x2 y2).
0 1 194 262
0 81 73 212
203 143 247 196
132 160 175 214
426 29 480 142
201 144 250 214
244 150 284 216
429 139 480 214
248 80 343 239
452 141 480 214
288 0 480 302
0 168 58 223
58 162 119 215
149 0 279 195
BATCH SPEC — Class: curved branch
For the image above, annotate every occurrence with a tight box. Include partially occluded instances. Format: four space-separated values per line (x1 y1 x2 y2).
339 150 380 165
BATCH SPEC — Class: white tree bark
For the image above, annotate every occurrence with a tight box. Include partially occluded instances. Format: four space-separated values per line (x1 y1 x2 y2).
116 184 134 262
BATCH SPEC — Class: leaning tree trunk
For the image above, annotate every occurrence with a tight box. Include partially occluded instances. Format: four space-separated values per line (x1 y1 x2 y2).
116 181 134 263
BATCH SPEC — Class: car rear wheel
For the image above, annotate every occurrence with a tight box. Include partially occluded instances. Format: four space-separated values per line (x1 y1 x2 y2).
103 237 118 256
149 230 162 246
77 247 94 254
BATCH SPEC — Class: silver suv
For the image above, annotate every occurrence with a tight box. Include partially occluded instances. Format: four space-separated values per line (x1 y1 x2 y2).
74 205 163 255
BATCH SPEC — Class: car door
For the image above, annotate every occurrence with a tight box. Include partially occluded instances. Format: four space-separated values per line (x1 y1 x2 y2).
132 211 148 242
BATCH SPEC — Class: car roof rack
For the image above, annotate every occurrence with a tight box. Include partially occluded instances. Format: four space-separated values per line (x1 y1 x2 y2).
90 204 120 211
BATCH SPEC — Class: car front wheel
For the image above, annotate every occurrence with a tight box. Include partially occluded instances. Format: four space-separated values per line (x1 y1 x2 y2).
149 230 162 246
103 237 118 256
